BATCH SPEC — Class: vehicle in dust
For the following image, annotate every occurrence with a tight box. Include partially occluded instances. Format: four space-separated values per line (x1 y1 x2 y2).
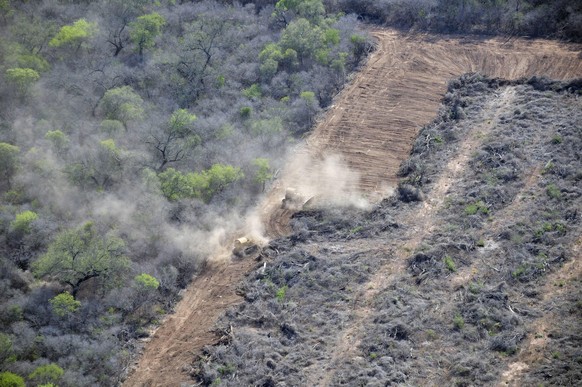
233 237 258 257
281 188 306 209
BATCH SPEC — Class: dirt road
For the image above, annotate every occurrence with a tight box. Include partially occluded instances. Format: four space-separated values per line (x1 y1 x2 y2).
123 29 582 387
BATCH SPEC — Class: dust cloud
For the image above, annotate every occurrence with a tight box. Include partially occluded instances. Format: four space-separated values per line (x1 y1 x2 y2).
282 150 370 210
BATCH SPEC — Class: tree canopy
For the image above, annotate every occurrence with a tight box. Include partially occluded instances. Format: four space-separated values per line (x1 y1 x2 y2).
158 164 244 203
49 292 81 317
0 142 19 187
99 86 144 128
5 67 39 95
32 222 130 297
129 12 165 56
49 19 97 49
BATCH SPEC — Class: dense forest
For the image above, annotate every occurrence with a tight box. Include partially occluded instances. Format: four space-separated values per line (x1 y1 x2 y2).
0 0 580 386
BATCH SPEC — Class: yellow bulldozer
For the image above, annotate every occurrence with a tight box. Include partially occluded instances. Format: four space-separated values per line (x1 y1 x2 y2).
232 237 258 258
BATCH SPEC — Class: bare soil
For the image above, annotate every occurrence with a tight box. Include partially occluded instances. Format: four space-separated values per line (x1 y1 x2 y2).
123 29 582 387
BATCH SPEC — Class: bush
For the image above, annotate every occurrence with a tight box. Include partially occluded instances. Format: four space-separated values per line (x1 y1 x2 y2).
464 201 489 215
134 274 160 290
0 372 25 387
444 256 456 272
546 183 561 199
397 183 423 202
50 292 81 317
0 333 14 364
242 84 261 99
239 106 252 118
275 285 288 302
28 363 64 385
10 211 38 234
453 313 465 330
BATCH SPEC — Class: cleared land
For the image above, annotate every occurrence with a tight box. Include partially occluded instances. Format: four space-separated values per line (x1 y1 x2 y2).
124 30 582 387
199 75 582 386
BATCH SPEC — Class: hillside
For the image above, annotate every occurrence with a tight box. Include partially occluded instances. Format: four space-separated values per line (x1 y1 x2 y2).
125 29 582 386
196 75 582 386
1 1 581 386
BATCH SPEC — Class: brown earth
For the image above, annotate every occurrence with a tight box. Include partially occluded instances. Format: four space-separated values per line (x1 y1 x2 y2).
123 29 582 387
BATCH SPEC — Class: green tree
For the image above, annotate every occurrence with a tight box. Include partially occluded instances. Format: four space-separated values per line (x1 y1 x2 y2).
167 109 197 137
99 120 125 135
299 90 320 123
176 14 238 101
132 273 160 320
203 164 244 202
0 333 13 364
0 372 24 387
134 273 160 290
323 28 340 45
279 18 324 66
0 0 13 20
350 34 369 62
259 43 298 78
45 130 69 154
9 15 58 55
32 222 130 297
250 117 284 137
158 164 243 203
158 168 192 201
100 139 121 159
3 41 50 73
274 0 325 25
13 53 50 73
129 12 165 57
0 142 19 188
99 86 144 129
10 210 38 234
243 84 262 99
50 292 81 317
65 139 124 191
252 158 273 192
5 67 40 96
88 139 122 188
28 363 64 385
149 109 199 171
49 19 97 51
